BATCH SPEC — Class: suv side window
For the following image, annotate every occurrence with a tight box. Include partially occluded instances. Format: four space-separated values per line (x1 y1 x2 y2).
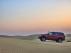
48 32 57 35
59 33 64 35
52 32 57 35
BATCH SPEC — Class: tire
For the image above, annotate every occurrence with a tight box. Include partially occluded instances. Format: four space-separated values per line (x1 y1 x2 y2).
40 37 46 42
56 38 63 43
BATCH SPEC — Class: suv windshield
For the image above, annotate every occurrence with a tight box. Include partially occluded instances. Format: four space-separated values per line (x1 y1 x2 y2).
48 32 53 35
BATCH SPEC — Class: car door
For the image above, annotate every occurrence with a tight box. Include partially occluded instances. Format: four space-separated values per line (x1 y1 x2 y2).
52 33 57 40
48 32 56 40
47 32 54 40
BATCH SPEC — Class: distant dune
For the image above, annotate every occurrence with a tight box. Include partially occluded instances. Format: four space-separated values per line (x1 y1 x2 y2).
66 34 71 37
0 34 39 40
0 34 71 41
65 34 71 42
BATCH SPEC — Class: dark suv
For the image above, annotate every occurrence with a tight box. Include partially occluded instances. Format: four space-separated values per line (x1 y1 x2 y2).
38 32 65 43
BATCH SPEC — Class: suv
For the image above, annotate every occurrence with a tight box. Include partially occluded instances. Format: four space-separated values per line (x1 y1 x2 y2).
38 32 65 43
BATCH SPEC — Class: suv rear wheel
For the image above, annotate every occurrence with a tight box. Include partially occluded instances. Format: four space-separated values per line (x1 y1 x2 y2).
56 38 63 43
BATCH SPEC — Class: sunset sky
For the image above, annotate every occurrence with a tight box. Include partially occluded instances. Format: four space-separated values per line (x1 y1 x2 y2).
0 0 71 35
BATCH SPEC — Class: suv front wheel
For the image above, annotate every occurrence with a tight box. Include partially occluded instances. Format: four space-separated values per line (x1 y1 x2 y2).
40 37 46 41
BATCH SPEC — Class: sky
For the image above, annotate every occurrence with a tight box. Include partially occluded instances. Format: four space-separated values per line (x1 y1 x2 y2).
0 0 71 35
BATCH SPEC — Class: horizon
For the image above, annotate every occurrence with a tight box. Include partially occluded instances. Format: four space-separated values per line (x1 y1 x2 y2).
0 0 71 35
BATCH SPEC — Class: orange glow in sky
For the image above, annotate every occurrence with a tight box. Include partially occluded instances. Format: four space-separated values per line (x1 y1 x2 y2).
0 0 71 35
